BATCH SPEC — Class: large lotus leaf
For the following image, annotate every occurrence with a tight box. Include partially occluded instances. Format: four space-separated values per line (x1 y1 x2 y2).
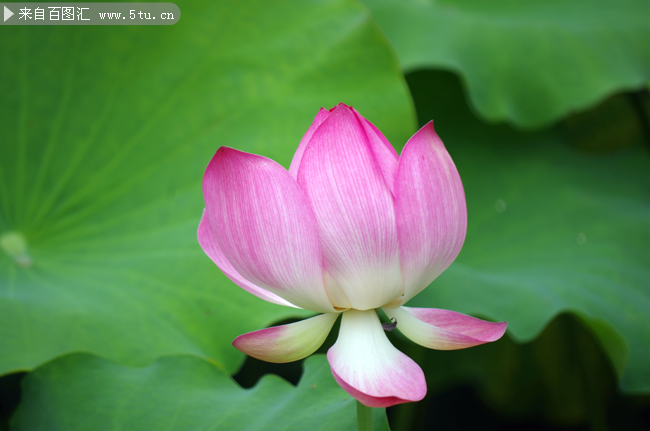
405 70 650 393
11 354 390 431
362 0 650 127
0 0 415 375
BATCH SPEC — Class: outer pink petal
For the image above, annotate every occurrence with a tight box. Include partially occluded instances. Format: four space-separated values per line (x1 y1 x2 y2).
288 108 331 180
327 310 426 408
233 313 339 363
351 107 399 195
395 122 467 303
203 147 335 313
198 211 299 308
297 105 403 310
384 306 507 350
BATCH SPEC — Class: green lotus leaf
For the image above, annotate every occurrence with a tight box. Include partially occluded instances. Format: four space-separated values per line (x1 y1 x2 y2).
362 0 650 127
406 70 650 393
11 354 390 431
0 0 415 375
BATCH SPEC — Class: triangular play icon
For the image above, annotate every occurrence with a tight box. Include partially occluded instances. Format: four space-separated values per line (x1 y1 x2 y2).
4 6 14 22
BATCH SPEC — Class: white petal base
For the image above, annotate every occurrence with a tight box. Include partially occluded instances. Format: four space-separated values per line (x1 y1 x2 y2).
327 309 426 407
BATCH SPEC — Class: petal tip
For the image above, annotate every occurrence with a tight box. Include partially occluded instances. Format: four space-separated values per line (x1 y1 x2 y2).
328 354 426 408
330 102 351 112
414 120 439 141
214 145 237 157
232 326 285 361
327 103 355 119
468 319 508 344
483 321 508 342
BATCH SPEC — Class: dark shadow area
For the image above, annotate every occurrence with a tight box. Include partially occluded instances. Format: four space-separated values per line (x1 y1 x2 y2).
392 383 591 431
232 355 305 389
386 310 650 431
0 372 26 431
390 68 650 431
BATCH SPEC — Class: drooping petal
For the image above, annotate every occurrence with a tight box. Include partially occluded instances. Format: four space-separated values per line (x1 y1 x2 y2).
203 147 335 313
297 105 403 310
327 309 426 408
395 122 467 303
352 107 399 195
288 108 331 180
198 211 299 308
384 306 507 350
233 313 339 363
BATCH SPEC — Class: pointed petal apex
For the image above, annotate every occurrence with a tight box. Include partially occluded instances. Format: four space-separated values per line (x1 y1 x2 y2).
327 310 426 407
351 107 399 195
384 307 507 350
289 108 331 179
233 313 339 363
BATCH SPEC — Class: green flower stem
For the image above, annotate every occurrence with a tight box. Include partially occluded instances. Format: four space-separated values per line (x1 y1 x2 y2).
356 400 373 431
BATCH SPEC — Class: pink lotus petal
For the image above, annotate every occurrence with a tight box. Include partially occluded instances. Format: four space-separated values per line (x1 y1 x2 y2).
233 313 339 363
383 306 507 350
288 108 331 180
198 211 299 308
203 147 335 313
351 108 399 196
297 105 403 310
395 122 467 303
327 310 426 407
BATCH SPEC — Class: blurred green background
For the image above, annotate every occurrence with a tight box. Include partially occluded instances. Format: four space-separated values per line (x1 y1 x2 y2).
1 0 649 430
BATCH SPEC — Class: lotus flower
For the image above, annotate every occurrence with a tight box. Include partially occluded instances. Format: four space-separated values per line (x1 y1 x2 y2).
198 103 506 407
